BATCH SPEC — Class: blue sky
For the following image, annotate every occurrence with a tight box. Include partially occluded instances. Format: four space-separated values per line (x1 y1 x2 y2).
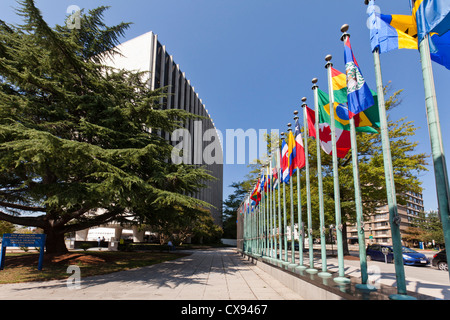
1 0 449 212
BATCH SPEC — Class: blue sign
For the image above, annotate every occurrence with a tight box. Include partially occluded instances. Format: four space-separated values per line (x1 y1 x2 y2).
0 234 46 271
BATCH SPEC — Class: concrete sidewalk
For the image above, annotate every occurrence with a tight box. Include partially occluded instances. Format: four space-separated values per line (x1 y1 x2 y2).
0 247 304 300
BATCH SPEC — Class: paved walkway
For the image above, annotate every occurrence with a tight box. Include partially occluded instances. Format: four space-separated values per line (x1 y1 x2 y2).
0 247 304 300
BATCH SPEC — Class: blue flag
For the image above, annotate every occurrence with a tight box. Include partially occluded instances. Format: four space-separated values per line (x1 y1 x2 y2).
344 37 374 117
412 0 450 43
430 32 450 69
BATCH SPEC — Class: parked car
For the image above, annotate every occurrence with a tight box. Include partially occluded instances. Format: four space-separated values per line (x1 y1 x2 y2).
431 249 448 271
286 242 299 250
366 244 429 266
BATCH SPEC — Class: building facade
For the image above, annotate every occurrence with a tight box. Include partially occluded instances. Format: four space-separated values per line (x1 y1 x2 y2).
347 191 425 246
74 32 223 244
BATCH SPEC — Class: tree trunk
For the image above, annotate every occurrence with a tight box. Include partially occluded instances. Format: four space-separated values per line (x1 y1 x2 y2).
342 223 350 255
44 227 68 254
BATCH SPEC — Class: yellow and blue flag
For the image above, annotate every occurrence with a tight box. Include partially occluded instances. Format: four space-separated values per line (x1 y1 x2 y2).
368 0 450 70
368 1 418 53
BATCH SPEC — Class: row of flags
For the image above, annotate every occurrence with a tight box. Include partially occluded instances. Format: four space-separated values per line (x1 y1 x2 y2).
239 0 450 290
239 0 450 217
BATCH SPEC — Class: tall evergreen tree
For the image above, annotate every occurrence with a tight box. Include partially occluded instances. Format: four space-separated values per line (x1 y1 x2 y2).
0 1 212 253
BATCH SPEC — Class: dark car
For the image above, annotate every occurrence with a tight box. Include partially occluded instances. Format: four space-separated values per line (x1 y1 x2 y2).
366 244 430 266
431 249 448 271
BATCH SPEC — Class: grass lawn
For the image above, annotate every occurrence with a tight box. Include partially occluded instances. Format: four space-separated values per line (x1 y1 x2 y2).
0 250 189 284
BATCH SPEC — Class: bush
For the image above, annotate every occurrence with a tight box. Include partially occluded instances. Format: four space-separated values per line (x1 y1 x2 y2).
79 243 92 251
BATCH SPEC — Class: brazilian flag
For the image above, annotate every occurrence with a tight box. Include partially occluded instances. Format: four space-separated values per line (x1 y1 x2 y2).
317 67 379 134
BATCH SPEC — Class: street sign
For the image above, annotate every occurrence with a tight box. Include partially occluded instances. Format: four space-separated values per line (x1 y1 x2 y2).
0 234 46 270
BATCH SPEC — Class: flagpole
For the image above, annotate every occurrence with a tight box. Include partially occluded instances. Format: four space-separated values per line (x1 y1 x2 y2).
272 162 279 263
264 167 269 259
340 24 375 291
293 112 306 272
299 101 317 274
287 124 297 269
277 148 283 265
370 43 413 300
418 33 450 280
281 133 290 267
311 78 332 278
269 160 275 261
325 55 350 284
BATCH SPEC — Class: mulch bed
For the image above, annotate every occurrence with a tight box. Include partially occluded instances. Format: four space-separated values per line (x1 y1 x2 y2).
3 252 112 267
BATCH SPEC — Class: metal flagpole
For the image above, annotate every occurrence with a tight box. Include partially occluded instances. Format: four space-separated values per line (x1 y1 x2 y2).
340 24 375 291
325 55 350 284
364 0 414 300
287 124 297 269
277 149 283 265
372 46 412 300
312 78 332 278
262 175 266 257
293 114 306 272
281 133 289 267
269 158 274 261
418 34 450 280
272 162 279 263
301 99 318 274
264 167 268 258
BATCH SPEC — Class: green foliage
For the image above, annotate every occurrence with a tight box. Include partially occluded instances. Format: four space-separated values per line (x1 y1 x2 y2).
0 0 213 253
222 181 247 238
0 220 15 236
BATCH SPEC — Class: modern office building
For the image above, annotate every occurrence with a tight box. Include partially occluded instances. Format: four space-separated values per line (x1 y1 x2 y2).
347 191 425 246
74 32 223 244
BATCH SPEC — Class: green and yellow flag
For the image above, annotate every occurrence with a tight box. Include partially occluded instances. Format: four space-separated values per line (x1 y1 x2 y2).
317 68 380 134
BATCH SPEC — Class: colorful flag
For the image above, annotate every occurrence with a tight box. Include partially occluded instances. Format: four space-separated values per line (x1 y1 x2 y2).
281 138 290 183
368 1 450 70
344 37 375 117
293 118 306 171
317 89 379 134
287 130 296 176
306 105 351 159
326 67 380 133
251 178 261 205
368 1 418 53
260 170 265 192
271 147 280 188
412 0 450 42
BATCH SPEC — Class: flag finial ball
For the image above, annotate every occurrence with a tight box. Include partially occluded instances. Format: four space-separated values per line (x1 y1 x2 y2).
312 78 318 84
302 97 307 102
341 24 349 33
293 110 299 115
325 54 332 62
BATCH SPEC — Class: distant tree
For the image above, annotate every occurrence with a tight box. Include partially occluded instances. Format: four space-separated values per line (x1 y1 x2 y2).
0 220 14 236
405 210 444 247
222 182 247 239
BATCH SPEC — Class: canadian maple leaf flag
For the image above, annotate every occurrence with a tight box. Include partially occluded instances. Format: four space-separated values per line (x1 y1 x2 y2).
306 106 351 159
